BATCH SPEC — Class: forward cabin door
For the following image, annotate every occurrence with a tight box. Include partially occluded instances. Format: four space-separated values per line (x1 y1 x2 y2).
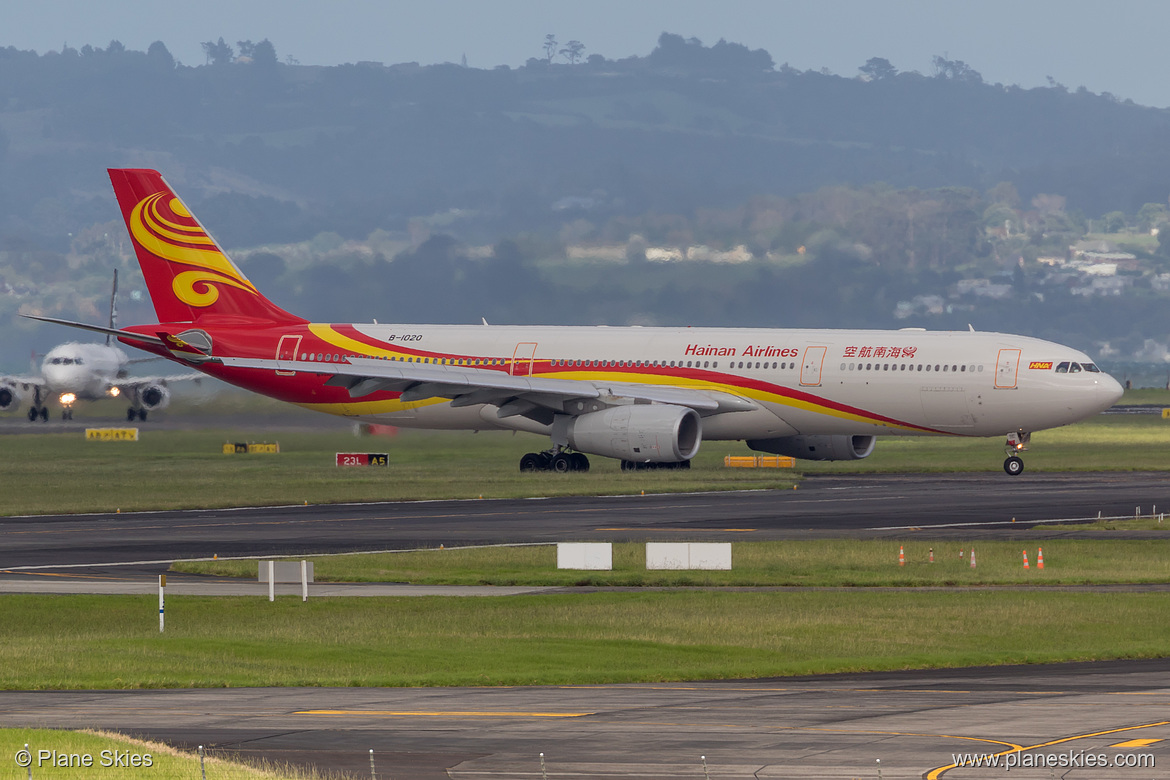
511 342 538 376
275 334 302 376
800 346 827 387
995 348 1022 389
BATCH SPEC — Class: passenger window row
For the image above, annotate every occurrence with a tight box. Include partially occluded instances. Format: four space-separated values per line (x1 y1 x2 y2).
841 362 984 373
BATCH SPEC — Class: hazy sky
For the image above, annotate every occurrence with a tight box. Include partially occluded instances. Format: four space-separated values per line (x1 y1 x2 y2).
9 0 1170 107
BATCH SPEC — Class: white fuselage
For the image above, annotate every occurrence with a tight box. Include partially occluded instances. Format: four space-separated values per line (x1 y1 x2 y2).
296 323 1123 440
39 342 129 402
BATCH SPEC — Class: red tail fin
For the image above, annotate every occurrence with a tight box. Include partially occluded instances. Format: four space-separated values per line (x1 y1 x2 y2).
108 168 304 325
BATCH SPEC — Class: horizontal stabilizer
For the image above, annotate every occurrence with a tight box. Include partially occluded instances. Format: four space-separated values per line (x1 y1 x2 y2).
21 314 167 346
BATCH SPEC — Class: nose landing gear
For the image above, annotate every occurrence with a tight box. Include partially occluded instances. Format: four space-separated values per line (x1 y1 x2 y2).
1003 431 1030 475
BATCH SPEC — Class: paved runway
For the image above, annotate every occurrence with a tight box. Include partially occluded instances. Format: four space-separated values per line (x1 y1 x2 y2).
3 472 1169 573
2 660 1167 779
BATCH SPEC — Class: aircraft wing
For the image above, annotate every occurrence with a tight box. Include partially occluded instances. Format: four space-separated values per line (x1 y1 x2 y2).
113 372 205 394
216 355 758 422
0 374 46 389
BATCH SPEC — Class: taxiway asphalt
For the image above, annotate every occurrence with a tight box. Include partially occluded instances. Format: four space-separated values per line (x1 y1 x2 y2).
2 660 1167 779
2 472 1168 574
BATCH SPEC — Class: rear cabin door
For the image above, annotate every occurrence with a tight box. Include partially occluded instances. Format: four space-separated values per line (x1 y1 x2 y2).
800 346 827 387
511 342 538 376
995 348 1022 389
275 334 302 376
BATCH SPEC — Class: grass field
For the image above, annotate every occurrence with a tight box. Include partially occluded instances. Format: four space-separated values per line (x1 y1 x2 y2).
4 401 1170 515
172 540 1170 586
1 590 1167 689
4 392 1168 692
0 729 332 779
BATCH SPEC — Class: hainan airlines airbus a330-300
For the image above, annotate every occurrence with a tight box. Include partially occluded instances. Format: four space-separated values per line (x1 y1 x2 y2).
28 169 1123 475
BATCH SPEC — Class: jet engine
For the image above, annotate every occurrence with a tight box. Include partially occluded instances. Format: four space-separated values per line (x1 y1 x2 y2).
0 382 21 411
747 434 876 461
137 383 171 410
563 404 702 463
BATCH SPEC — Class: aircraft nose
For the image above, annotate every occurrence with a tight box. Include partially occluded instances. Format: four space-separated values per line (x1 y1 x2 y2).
1098 372 1124 409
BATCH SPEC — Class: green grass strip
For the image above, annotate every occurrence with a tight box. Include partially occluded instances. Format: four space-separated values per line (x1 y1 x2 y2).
173 540 1170 586
0 728 334 778
1 591 1167 689
5 408 1170 515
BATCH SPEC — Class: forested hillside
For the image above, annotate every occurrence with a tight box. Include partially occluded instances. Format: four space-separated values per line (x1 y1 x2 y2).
2 34 1170 372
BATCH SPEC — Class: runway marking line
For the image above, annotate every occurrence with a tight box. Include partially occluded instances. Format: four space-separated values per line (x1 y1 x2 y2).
0 570 128 581
1112 738 1162 747
925 719 1170 779
294 710 591 719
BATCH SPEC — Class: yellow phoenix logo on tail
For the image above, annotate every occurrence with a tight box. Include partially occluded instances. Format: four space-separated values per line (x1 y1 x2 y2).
130 192 258 307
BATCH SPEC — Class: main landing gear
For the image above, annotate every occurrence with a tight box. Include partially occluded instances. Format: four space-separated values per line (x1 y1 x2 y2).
1003 430 1030 476
520 449 590 473
28 387 47 422
127 407 148 422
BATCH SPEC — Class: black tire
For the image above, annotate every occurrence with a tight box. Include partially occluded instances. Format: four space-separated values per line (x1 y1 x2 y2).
38 407 47 422
570 453 590 472
127 408 136 422
28 407 37 422
1004 456 1024 476
519 453 542 472
551 453 572 473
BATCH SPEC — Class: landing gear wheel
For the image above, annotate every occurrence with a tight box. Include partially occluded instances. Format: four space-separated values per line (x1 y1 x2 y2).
519 453 543 472
570 453 589 472
127 408 137 422
1004 456 1024 476
138 409 148 422
38 407 47 422
551 453 573 473
62 409 73 421
28 407 38 422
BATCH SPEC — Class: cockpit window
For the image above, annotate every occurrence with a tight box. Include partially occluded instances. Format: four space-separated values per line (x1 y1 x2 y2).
1069 363 1082 373
1055 361 1070 373
1081 363 1101 372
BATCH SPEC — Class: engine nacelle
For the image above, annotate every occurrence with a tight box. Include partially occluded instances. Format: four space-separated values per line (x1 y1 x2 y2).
0 383 21 411
747 434 876 461
138 383 171 411
563 404 702 463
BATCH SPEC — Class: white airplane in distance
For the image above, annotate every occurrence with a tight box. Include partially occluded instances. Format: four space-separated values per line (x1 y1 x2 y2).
31 169 1125 474
2 270 201 422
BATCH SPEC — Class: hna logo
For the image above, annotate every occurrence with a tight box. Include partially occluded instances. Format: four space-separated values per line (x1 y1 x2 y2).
130 192 257 307
1028 361 1054 370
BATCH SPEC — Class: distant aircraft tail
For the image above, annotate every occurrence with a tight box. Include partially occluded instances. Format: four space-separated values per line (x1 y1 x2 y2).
107 168 304 325
106 268 117 345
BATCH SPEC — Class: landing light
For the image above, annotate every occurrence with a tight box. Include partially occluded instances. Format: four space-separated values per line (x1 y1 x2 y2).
59 392 77 406
108 387 121 398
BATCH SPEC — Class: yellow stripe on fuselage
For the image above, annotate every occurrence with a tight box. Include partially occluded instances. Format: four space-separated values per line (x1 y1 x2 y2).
303 325 923 432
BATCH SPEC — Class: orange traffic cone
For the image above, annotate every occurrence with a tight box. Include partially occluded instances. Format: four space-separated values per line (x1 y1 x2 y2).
1037 548 1044 569
898 546 905 566
970 548 976 568
1022 550 1030 569
929 547 934 563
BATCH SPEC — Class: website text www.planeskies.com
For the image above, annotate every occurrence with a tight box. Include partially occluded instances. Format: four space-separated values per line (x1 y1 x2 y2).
952 749 1155 771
